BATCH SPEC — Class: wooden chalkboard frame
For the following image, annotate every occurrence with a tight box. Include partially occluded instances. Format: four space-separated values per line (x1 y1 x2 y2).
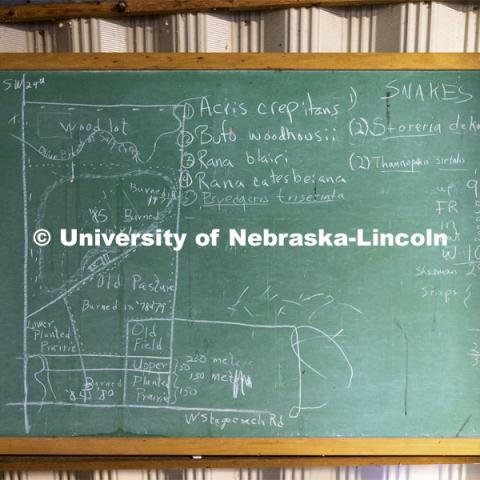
0 0 472 24
0 52 479 70
0 53 479 466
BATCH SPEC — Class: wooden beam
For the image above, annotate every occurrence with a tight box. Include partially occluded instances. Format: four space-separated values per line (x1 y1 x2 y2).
0 437 479 456
1 53 480 71
1 455 480 470
0 0 471 24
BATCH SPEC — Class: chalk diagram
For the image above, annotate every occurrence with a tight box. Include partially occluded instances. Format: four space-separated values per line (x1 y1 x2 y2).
9 76 361 434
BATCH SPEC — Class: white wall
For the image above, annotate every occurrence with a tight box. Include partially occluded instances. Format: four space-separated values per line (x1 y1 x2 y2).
1 2 480 53
2 465 480 479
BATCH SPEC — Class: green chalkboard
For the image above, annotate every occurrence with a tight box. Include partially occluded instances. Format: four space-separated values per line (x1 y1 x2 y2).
0 69 479 438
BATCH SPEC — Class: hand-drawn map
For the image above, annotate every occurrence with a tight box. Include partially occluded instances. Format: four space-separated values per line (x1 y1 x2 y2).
0 71 478 437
